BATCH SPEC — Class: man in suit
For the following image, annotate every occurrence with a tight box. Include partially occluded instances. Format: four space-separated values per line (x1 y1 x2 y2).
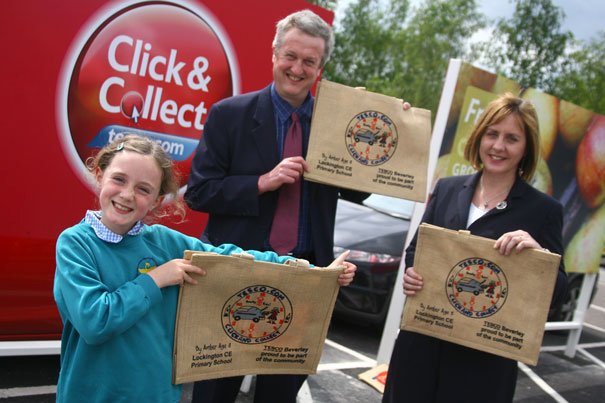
184 9 365 403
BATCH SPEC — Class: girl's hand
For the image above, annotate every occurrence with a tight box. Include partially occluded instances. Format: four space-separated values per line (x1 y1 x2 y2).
403 266 423 296
329 250 357 287
148 259 206 288
494 230 541 255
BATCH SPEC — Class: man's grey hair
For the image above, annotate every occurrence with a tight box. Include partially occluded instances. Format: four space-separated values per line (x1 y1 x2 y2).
272 9 335 68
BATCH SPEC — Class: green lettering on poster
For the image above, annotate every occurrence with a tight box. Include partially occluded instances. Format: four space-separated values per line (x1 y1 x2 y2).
447 86 498 177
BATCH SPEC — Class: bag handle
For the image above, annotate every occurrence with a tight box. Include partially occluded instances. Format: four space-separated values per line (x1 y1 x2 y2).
231 251 255 260
285 258 311 268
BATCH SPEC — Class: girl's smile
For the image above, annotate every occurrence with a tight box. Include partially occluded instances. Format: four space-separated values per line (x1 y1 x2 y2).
96 150 162 235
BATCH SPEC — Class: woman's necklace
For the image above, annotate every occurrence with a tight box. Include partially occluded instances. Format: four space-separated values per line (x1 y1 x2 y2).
480 177 510 210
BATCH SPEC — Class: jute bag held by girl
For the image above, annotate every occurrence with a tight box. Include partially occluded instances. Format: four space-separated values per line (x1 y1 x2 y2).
401 224 560 365
172 251 343 384
304 80 431 202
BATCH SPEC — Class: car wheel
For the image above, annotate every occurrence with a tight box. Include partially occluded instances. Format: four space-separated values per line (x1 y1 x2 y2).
234 315 241 321
457 287 462 293
253 318 260 323
548 274 598 322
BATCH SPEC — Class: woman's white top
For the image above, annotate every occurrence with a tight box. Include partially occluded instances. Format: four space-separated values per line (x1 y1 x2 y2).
467 203 487 227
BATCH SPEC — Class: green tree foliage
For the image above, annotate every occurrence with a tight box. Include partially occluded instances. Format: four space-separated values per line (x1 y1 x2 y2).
551 33 605 115
324 0 410 89
315 0 602 116
393 0 484 113
473 0 572 92
323 0 484 118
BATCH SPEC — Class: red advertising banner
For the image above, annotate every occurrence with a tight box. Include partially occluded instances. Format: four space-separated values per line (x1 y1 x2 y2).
0 0 332 341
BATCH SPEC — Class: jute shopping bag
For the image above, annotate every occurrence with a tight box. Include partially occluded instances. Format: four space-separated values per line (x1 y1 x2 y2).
172 252 344 383
401 224 560 365
304 80 431 202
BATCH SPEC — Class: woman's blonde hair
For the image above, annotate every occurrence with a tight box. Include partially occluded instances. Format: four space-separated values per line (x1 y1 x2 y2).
463 92 540 181
86 134 186 222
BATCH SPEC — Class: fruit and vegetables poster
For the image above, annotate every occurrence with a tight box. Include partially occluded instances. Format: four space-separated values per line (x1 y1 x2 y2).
433 61 604 274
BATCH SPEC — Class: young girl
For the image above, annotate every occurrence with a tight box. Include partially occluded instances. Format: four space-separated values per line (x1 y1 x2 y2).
53 134 355 403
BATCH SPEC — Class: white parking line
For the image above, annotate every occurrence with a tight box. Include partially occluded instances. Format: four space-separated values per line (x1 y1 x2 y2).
0 385 56 398
578 348 605 370
323 339 377 365
518 363 568 403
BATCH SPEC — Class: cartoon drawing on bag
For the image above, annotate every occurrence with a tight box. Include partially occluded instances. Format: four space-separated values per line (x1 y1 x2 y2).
345 110 398 166
446 257 508 318
221 285 293 344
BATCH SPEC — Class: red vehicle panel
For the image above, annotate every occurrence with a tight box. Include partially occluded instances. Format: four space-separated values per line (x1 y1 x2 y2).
0 0 331 346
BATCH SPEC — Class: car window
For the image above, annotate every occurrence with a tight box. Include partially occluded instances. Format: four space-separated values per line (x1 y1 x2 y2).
362 194 415 219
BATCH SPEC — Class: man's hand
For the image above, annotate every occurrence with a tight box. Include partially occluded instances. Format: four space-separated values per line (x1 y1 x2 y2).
258 156 309 194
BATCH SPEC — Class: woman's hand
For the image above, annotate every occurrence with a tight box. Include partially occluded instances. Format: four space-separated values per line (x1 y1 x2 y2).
329 250 357 287
403 266 423 296
148 259 206 288
494 230 541 255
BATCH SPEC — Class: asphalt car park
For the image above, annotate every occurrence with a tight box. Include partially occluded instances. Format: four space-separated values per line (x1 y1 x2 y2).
1 274 604 403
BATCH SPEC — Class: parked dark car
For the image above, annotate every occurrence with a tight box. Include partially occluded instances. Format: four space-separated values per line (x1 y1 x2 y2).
548 260 602 322
332 195 413 326
332 195 600 326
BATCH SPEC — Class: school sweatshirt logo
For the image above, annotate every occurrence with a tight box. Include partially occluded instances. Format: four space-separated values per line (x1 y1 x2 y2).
446 257 508 318
57 0 239 189
137 257 158 274
221 285 293 344
345 110 398 166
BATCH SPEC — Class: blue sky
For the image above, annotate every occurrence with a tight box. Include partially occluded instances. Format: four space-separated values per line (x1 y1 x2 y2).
477 0 604 42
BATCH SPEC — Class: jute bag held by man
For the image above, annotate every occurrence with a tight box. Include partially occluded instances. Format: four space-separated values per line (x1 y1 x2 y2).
304 80 431 202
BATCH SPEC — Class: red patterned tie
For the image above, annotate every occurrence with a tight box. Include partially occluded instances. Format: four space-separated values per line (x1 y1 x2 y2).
270 112 302 255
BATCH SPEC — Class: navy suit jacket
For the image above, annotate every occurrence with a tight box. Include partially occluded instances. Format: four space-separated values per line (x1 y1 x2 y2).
185 85 365 266
405 172 567 308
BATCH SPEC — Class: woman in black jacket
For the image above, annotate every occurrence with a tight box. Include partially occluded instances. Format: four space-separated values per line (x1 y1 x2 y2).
383 93 567 403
